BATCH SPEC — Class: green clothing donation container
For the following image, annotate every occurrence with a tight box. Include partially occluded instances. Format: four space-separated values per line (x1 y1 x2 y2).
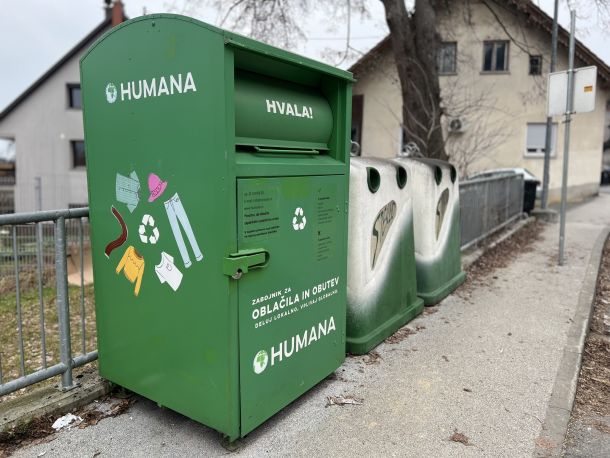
392 158 465 305
80 14 352 441
346 158 423 354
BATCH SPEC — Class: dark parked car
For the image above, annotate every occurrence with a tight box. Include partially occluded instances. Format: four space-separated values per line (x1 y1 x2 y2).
601 166 610 185
468 168 540 214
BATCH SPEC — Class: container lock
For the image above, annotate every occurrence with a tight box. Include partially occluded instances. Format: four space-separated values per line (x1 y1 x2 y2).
222 249 269 280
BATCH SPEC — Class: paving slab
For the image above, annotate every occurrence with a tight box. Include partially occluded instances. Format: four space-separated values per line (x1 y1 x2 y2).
10 193 610 458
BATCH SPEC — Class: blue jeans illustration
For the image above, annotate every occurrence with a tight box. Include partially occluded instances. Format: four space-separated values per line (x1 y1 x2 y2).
164 193 203 268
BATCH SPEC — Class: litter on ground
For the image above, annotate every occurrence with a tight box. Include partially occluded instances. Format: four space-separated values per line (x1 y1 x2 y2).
51 413 83 431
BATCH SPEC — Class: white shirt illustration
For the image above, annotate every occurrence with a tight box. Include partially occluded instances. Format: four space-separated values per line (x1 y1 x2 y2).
155 252 183 292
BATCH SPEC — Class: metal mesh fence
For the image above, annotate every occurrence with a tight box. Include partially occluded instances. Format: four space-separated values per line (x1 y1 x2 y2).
0 219 89 275
459 174 525 249
0 210 95 397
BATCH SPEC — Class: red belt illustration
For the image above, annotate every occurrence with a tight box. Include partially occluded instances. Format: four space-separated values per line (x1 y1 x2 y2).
105 206 128 257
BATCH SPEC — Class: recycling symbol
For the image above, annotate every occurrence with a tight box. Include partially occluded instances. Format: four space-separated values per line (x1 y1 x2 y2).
139 214 159 244
292 207 307 231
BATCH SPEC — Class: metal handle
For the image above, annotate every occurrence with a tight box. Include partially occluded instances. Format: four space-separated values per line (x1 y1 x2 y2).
254 146 319 155
223 249 269 279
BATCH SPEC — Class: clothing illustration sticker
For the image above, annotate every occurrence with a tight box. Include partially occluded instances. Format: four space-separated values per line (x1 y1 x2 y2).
164 192 203 268
105 206 128 257
116 171 140 213
241 185 280 241
147 173 168 203
139 214 159 244
116 246 145 296
292 207 307 231
155 251 183 292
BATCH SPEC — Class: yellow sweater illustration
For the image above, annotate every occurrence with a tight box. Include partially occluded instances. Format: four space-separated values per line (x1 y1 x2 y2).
116 246 145 296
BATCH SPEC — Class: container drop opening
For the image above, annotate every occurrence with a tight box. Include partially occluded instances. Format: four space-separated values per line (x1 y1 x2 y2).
396 166 407 189
237 145 321 155
434 166 443 185
367 167 381 193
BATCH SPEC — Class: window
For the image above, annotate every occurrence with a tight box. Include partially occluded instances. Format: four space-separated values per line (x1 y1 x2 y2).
438 42 457 74
399 127 421 156
529 55 542 75
482 41 509 72
67 84 82 109
526 123 557 156
351 94 364 155
71 140 86 167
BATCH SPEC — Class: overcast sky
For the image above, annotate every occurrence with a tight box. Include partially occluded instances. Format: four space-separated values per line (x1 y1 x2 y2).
0 0 608 113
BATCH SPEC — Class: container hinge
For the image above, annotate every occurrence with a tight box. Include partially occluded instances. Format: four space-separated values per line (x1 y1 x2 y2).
222 249 269 280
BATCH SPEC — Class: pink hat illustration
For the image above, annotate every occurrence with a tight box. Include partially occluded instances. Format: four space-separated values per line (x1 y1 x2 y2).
147 173 168 203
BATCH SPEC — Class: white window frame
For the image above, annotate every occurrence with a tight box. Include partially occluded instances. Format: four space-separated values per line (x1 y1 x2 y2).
524 122 557 158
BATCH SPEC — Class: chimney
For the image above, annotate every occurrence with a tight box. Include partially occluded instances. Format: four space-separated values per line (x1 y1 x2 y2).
104 0 112 19
111 1 125 26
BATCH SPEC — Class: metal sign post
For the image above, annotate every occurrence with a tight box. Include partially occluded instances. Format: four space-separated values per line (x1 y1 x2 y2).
541 0 559 209
558 10 576 266
547 12 597 266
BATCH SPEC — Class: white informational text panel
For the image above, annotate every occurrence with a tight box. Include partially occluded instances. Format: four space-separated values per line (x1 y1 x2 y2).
547 65 597 117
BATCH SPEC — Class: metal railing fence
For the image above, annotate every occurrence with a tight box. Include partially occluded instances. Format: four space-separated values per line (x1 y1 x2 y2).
0 208 96 397
459 173 525 250
0 174 525 397
0 219 90 274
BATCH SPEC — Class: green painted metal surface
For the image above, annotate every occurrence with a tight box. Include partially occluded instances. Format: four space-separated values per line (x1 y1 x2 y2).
392 158 465 306
346 159 423 355
346 214 423 354
237 176 346 434
415 205 466 305
80 14 351 441
235 71 333 149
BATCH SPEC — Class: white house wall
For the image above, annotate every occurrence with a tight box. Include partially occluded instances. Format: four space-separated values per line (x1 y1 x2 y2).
353 1 608 202
0 50 88 211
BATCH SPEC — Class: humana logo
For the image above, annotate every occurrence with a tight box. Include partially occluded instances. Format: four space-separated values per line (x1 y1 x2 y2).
254 316 336 374
105 72 197 104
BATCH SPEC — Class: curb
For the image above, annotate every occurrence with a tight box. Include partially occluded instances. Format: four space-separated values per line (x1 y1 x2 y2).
0 370 111 433
534 225 610 457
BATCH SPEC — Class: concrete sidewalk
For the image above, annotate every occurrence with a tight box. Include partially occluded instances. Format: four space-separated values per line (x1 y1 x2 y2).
12 193 610 458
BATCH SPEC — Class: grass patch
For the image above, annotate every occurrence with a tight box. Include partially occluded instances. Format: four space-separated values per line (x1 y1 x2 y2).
0 280 97 401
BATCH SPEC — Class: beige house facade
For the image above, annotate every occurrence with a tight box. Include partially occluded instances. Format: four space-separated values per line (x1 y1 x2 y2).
350 0 610 202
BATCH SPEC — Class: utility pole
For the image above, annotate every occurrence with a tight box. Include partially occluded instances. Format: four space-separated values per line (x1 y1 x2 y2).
558 10 576 266
541 0 559 209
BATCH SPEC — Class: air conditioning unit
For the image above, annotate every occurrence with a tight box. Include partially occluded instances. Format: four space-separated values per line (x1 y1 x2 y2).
448 117 466 134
